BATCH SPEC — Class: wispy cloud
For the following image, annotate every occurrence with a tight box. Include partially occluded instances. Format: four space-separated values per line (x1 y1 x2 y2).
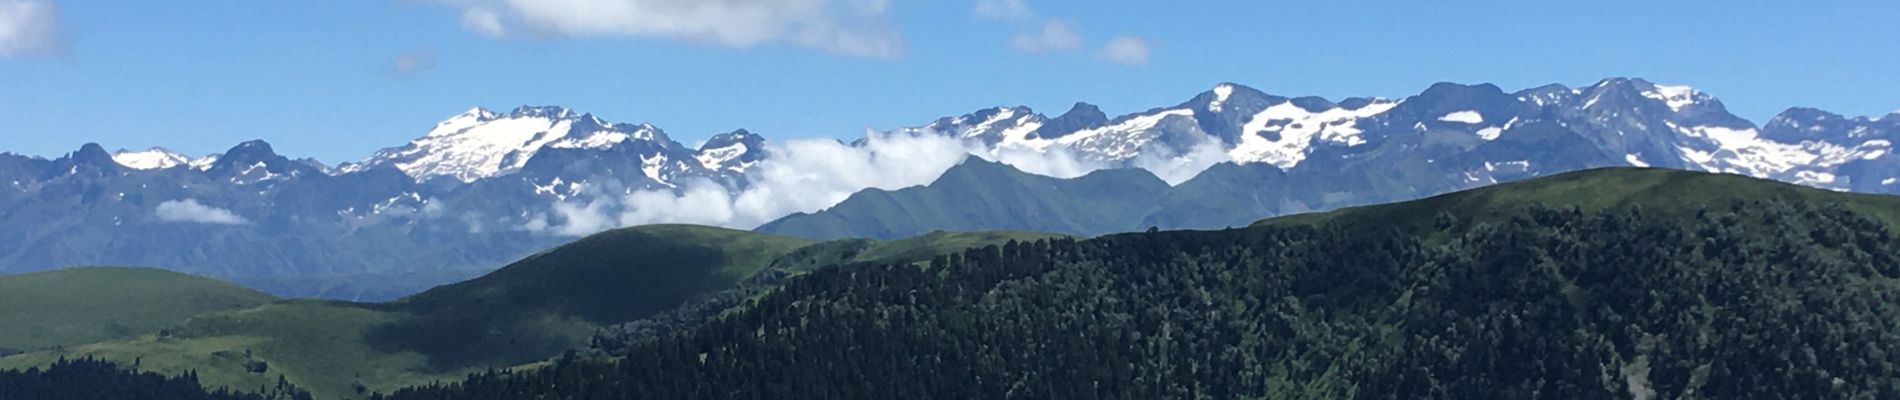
974 0 1031 20
391 49 437 78
1009 19 1079 53
523 126 1230 236
459 8 506 37
0 0 66 58
527 131 970 235
429 0 904 60
1098 35 1150 66
156 199 248 225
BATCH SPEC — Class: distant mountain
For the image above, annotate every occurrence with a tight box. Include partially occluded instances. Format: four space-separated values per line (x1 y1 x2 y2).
3 78 1897 299
339 106 756 185
0 107 770 300
766 78 1900 239
929 78 1895 192
756 158 1170 240
0 138 562 300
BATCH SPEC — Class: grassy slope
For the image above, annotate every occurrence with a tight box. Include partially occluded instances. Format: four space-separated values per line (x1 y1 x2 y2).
0 300 419 399
0 267 278 351
367 225 818 369
1257 167 1900 231
0 225 1056 399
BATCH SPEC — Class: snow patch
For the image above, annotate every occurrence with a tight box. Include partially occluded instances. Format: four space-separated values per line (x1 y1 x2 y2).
1643 84 1702 112
187 155 220 171
1668 122 1818 175
112 148 189 170
1055 109 1198 160
1625 153 1650 167
1795 171 1837 185
641 154 669 185
1208 84 1235 112
696 142 750 171
1476 126 1503 141
156 199 248 225
1438 110 1484 124
1484 160 1530 172
1229 99 1399 168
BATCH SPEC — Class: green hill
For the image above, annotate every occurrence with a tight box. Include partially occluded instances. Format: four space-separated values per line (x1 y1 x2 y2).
0 225 1058 399
366 225 819 368
383 167 1900 399
1259 167 1900 231
0 267 278 352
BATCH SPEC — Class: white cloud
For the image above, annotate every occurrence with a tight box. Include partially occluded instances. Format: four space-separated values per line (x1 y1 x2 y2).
1130 139 1231 185
1008 19 1079 53
974 0 1030 20
527 131 969 235
524 126 1231 236
392 49 438 77
1098 35 1150 66
155 199 248 225
979 144 1101 179
460 8 507 37
0 0 65 58
430 0 904 60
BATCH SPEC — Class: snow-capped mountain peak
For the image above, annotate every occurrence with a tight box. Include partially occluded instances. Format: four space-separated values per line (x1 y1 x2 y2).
112 147 190 170
914 106 1044 146
1228 96 1399 168
352 106 676 182
1032 102 1109 140
1643 83 1706 112
1208 83 1237 112
696 129 767 172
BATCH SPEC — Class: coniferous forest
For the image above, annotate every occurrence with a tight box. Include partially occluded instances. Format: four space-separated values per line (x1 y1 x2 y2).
0 357 310 400
370 200 1900 399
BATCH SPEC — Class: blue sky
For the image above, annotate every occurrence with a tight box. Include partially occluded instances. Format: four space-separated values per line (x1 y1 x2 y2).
2 0 1898 162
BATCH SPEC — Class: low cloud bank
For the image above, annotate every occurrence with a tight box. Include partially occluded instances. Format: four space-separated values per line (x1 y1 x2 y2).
156 199 248 225
527 131 1230 236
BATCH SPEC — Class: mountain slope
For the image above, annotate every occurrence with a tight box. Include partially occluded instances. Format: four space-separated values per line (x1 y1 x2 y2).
0 225 1059 399
368 225 817 368
0 267 278 352
1259 167 1900 233
756 158 1171 240
6 78 1899 300
382 168 1900 399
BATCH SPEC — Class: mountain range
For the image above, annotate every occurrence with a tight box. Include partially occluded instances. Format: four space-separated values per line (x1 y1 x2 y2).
9 167 1895 399
3 77 1896 299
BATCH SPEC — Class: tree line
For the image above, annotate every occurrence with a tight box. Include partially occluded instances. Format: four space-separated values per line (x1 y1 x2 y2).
0 357 310 400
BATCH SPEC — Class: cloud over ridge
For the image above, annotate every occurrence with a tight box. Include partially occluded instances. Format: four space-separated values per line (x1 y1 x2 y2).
156 199 249 225
526 127 1229 236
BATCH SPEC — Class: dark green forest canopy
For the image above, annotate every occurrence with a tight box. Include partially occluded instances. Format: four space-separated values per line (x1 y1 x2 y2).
0 357 310 400
377 196 1900 399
